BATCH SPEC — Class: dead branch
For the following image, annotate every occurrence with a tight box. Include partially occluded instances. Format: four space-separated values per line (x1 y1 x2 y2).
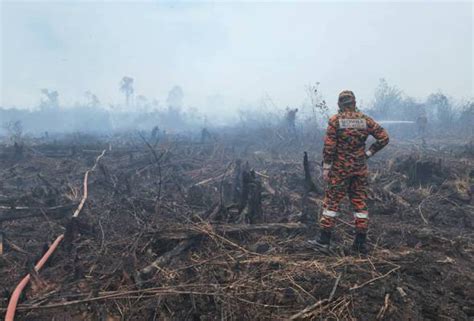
289 299 329 320
376 293 391 320
350 266 400 291
137 239 194 282
152 222 306 241
0 204 76 223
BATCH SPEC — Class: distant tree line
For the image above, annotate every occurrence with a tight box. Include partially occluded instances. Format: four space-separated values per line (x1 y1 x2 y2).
0 77 472 139
0 77 204 136
365 78 473 136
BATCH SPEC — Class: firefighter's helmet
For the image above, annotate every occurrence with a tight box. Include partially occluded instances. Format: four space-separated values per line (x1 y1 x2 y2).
338 90 356 108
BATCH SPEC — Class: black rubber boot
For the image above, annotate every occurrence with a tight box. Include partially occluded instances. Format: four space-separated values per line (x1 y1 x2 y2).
308 229 332 253
352 232 368 254
319 229 331 245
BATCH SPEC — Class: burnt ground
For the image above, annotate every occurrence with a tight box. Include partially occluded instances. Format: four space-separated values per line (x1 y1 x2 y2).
0 132 472 321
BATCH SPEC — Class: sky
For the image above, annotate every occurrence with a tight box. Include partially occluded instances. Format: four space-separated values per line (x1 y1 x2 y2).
0 0 472 115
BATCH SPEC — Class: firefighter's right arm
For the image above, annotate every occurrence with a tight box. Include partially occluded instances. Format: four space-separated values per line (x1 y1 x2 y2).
322 116 338 167
366 118 389 157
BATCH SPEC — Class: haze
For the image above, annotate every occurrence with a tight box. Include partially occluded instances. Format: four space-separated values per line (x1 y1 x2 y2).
0 0 472 115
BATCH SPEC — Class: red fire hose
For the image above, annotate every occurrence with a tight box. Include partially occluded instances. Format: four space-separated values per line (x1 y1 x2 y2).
5 150 106 321
5 234 64 320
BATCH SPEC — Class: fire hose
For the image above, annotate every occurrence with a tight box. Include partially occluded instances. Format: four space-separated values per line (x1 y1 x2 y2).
5 149 106 321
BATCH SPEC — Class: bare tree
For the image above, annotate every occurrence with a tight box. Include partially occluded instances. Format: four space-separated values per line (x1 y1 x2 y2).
3 120 23 144
305 82 329 125
120 76 134 107
372 78 402 119
85 91 100 108
427 92 454 128
458 101 474 137
3 120 24 159
40 89 59 109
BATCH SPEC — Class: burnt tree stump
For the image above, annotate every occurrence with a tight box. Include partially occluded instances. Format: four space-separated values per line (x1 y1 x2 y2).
301 152 320 226
238 170 263 224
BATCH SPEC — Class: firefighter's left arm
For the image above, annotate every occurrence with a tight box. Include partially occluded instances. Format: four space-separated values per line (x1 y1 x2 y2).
366 117 389 157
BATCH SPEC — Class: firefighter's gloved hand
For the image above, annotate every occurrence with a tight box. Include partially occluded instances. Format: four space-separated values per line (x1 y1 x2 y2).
323 170 330 182
365 150 373 158
323 163 331 182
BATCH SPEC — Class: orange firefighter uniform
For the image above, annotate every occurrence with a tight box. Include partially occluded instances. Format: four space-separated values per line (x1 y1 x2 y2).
315 90 389 252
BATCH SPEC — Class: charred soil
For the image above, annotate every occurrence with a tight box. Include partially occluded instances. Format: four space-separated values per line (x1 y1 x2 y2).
0 134 472 321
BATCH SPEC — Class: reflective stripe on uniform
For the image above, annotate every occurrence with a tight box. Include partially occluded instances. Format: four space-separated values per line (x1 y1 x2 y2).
322 209 338 217
354 212 368 219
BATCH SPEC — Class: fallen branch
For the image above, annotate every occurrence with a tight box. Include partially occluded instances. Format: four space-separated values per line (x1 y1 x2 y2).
3 285 290 312
350 266 400 291
289 299 328 320
137 239 194 283
418 199 430 225
328 273 342 301
376 293 391 320
152 222 307 241
289 273 342 320
195 173 226 187
0 204 77 223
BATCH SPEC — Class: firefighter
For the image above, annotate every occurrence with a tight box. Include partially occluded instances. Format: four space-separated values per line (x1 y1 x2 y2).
285 107 299 135
201 127 213 143
416 109 428 145
309 90 389 253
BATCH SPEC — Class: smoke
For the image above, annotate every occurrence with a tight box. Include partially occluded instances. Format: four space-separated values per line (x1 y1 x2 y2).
1 2 471 110
0 77 472 141
0 2 471 138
